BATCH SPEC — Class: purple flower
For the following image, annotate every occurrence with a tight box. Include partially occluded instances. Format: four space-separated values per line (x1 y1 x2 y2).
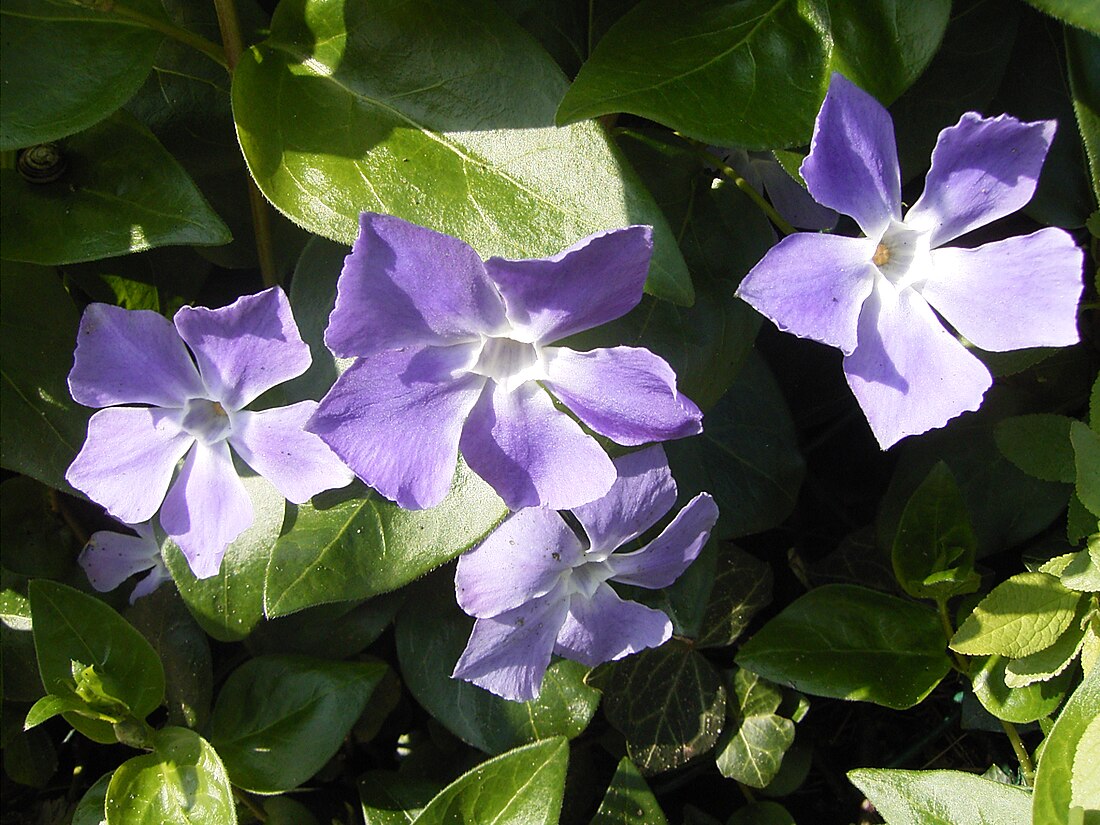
79 521 169 604
65 287 354 578
451 446 718 701
736 74 1084 449
721 148 837 231
307 214 703 511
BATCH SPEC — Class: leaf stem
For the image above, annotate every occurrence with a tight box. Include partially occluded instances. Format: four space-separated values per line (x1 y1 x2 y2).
75 1 228 69
688 142 798 236
1000 720 1036 786
937 599 969 674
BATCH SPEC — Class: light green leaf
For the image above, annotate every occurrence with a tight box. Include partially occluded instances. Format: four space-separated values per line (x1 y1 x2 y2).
736 585 951 710
25 692 96 729
1071 421 1100 517
232 0 692 305
1026 0 1100 35
994 415 1078 484
591 757 668 825
106 727 235 825
951 572 1082 658
1059 545 1100 592
1005 597 1089 688
1033 663 1100 824
715 669 795 788
971 654 1072 725
848 768 1032 825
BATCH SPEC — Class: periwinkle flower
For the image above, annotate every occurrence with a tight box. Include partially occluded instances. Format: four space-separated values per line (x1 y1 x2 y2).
451 445 718 701
79 522 169 604
737 73 1084 448
307 214 703 511
65 287 353 578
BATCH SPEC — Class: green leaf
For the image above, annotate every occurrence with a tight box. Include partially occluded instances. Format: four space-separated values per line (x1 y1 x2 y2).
248 594 403 661
72 771 111 825
394 572 600 755
1033 664 1100 824
848 768 1033 825
727 801 796 825
971 654 1072 724
1005 596 1090 687
360 771 439 825
1071 421 1100 517
892 462 980 601
1 110 231 265
994 414 1078 484
0 477 78 578
409 738 568 825
1026 0 1100 35
232 0 692 305
715 669 795 789
264 474 506 617
557 0 949 148
951 572 1082 658
1 587 42 702
0 260 90 491
209 655 387 793
24 692 95 729
106 727 236 825
592 639 727 775
164 472 284 641
1061 544 1100 592
590 757 668 825
29 580 164 744
0 0 166 149
263 797 322 825
1066 26 1100 204
737 584 951 710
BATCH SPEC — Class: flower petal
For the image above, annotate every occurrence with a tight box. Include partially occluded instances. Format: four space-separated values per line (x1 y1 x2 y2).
571 445 677 555
160 441 253 579
459 381 616 510
756 158 838 231
129 565 171 603
844 278 992 449
451 589 570 702
79 523 161 594
484 226 652 343
543 346 703 446
554 584 671 667
230 401 353 504
66 407 194 524
68 304 203 408
735 233 878 356
906 113 1056 247
921 228 1083 351
325 213 507 358
308 344 485 510
455 507 583 618
801 73 902 238
608 493 718 588
173 287 311 411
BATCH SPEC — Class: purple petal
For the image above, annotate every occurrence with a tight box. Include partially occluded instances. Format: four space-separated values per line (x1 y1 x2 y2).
542 346 702 446
69 304 203 408
483 226 652 344
906 113 1056 247
173 287 311 411
801 73 901 238
608 493 718 588
756 158 838 231
324 213 507 359
160 441 253 579
230 401 353 504
735 233 878 356
308 344 485 510
459 381 616 510
571 445 677 555
66 408 194 524
455 507 583 618
553 584 671 667
922 228 1083 351
451 589 570 702
79 523 161 594
844 279 992 449
128 564 171 603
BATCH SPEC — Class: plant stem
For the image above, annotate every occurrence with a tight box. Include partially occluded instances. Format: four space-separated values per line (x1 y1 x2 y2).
937 599 969 674
691 143 798 236
1000 720 1036 786
82 2 228 69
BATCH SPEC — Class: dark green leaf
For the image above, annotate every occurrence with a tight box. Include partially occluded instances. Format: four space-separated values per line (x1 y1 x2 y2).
210 655 387 793
1066 26 1100 204
970 654 1072 724
71 771 111 825
727 801 796 825
737 585 951 710
0 477 77 578
994 414 1077 484
497 0 588 77
590 757 668 825
848 768 1033 825
248 594 403 660
1071 420 1100 517
1 587 41 702
263 797 322 825
715 669 795 788
360 771 440 825
233 0 692 305
1 110 231 265
1026 0 1100 34
1 711 57 788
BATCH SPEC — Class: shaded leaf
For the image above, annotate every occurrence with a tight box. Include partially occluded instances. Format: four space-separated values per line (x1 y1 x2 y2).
994 414 1078 484
360 771 440 825
970 654 1072 724
1026 0 1100 35
590 757 668 825
1071 420 1100 517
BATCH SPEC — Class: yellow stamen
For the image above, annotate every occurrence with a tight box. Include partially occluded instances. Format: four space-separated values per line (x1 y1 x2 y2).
872 243 890 267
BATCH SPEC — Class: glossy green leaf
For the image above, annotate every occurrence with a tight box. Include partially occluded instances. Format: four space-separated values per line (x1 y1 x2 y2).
0 260 90 491
395 572 600 755
409 737 568 825
1071 421 1100 517
24 692 97 730
715 669 795 788
737 584 951 710
590 757 668 825
29 580 164 743
848 768 1033 825
0 0 166 149
592 639 727 775
1 587 41 702
164 472 284 642
1033 664 1100 824
232 0 692 305
951 572 1082 658
557 0 949 148
1066 27 1100 205
72 772 111 825
264 474 505 617
994 414 1078 484
209 655 387 793
971 654 1072 724
1 110 230 265
891 462 980 601
106 727 235 825
1026 0 1100 35
1005 596 1089 687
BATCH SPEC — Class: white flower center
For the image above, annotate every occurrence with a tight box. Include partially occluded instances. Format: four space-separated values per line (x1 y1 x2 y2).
560 557 616 600
180 398 232 445
872 219 932 292
469 335 545 392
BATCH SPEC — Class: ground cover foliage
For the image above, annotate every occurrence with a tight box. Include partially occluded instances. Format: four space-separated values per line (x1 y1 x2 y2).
1 0 1098 823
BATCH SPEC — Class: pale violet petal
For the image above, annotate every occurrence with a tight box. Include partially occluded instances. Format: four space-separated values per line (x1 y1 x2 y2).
607 493 718 588
553 584 671 667
79 526 162 593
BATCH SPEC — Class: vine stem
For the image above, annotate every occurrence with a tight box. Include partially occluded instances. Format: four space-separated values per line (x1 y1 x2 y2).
683 140 798 236
80 2 228 69
1000 720 1036 786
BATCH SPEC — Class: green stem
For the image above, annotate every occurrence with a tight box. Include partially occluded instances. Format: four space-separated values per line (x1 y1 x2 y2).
937 599 969 674
1000 720 1036 786
84 2 228 69
690 143 798 236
